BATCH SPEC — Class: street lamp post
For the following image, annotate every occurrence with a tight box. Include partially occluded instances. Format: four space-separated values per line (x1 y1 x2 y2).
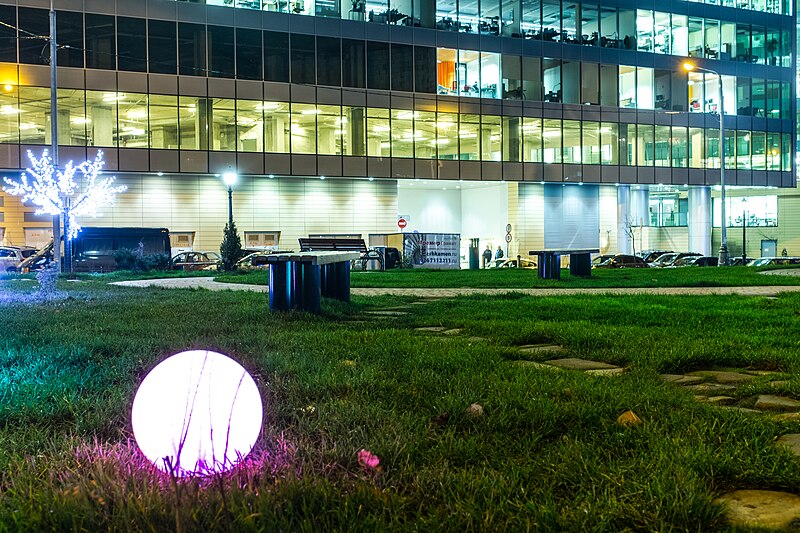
742 198 747 265
683 61 728 266
222 172 237 228
49 0 62 272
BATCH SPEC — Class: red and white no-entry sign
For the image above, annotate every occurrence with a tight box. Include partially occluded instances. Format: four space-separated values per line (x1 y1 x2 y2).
397 218 408 229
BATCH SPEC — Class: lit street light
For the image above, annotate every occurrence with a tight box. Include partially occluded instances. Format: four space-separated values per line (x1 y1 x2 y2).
222 172 237 228
683 61 728 266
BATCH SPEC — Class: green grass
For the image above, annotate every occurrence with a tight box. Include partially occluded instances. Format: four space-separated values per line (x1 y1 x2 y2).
3 279 800 530
215 265 800 289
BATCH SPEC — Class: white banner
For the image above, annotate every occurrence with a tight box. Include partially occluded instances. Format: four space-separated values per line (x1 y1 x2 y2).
403 233 460 269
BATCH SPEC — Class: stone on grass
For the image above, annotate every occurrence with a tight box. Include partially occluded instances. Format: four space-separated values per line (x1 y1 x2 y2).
776 434 800 457
467 336 487 343
544 358 618 371
661 374 704 385
772 412 800 422
365 310 408 316
442 328 462 335
755 395 800 411
465 403 484 418
415 327 448 332
687 371 756 384
513 360 562 371
769 381 791 389
682 383 737 394
518 345 565 355
616 410 641 427
715 490 800 529
717 406 761 414
707 396 736 405
585 367 626 377
695 395 735 405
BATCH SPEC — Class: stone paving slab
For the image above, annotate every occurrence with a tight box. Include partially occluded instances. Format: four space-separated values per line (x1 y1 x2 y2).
543 358 618 371
661 374 704 385
585 367 626 377
687 371 756 384
715 490 800 529
755 395 800 411
518 345 565 355
513 360 562 371
415 327 448 332
682 383 737 393
776 434 800 457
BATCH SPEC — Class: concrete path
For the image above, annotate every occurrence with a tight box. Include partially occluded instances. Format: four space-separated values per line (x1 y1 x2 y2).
112 277 268 292
111 278 800 298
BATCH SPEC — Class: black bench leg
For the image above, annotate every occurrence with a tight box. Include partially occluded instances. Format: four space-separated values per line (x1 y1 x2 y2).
320 262 351 302
569 253 592 277
294 261 321 314
331 261 351 302
269 262 293 311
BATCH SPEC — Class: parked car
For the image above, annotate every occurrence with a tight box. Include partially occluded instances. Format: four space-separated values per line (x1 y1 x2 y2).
592 254 614 267
679 256 719 267
236 252 271 271
594 254 649 268
16 239 54 273
494 257 537 269
640 250 673 263
72 227 171 272
748 257 800 267
653 252 702 268
172 251 220 271
669 253 705 267
0 246 37 272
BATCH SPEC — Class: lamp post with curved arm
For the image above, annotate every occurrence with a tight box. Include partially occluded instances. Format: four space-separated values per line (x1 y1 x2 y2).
683 61 728 266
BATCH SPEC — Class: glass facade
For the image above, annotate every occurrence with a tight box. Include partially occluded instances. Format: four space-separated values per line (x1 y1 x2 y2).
0 86 790 171
191 0 792 20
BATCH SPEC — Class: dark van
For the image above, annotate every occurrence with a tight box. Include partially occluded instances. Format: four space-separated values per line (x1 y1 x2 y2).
71 227 171 272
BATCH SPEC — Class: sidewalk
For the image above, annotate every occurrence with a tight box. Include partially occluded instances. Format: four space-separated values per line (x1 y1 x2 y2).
111 278 800 298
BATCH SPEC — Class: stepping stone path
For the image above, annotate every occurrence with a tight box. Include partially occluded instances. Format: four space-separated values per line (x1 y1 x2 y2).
365 310 408 316
661 369 800 419
715 490 800 529
514 355 626 376
517 344 565 355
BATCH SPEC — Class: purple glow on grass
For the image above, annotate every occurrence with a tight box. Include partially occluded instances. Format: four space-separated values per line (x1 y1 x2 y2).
131 350 263 477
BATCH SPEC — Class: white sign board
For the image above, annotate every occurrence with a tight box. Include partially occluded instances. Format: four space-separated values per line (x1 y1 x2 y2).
403 233 460 269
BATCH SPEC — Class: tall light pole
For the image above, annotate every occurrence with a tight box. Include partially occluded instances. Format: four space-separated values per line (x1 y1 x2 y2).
49 0 61 271
683 61 728 266
222 172 237 228
741 197 747 265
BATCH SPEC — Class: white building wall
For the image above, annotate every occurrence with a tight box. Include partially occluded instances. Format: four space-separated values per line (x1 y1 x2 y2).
460 183 509 249
396 186 462 234
83 175 398 251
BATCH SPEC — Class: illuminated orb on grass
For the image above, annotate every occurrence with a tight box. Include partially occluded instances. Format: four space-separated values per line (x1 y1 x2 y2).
131 350 262 477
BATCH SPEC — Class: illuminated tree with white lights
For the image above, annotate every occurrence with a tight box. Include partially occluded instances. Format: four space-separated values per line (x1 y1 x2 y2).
3 150 126 268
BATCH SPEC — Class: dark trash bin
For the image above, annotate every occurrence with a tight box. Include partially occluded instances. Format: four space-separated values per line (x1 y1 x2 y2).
468 238 480 270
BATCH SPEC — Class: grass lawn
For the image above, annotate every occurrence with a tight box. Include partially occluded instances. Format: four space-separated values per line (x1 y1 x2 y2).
215 265 800 289
2 278 800 530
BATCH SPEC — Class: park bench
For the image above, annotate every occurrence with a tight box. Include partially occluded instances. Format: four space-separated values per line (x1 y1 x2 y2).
298 237 383 271
264 251 361 314
528 248 600 280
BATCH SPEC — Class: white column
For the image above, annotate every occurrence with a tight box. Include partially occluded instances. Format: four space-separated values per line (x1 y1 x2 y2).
617 185 631 254
688 186 711 255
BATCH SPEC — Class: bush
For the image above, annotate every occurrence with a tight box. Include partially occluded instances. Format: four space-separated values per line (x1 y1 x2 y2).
112 242 171 272
220 221 243 272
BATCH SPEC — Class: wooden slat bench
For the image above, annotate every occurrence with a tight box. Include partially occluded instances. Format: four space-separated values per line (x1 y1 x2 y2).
298 237 383 271
264 251 361 313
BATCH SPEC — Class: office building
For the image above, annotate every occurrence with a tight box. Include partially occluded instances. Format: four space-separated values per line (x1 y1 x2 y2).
0 0 795 259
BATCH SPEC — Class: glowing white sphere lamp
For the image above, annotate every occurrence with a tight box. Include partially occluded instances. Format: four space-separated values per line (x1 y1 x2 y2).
131 350 262 477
